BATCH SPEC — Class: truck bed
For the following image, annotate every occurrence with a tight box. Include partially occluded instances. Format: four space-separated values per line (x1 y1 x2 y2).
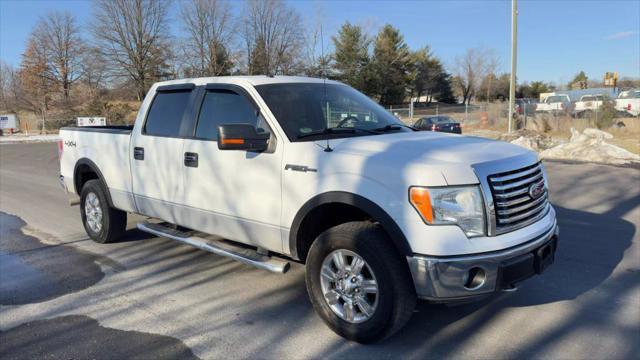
59 126 135 213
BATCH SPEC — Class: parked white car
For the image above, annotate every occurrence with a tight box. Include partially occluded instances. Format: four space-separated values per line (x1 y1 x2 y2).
615 90 640 117
59 76 558 342
574 94 610 118
536 94 573 115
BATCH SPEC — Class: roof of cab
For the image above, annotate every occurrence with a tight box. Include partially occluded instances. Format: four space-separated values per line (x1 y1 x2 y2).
152 75 343 89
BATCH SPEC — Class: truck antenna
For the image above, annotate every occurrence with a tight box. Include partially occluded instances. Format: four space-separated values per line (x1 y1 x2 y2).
320 23 332 152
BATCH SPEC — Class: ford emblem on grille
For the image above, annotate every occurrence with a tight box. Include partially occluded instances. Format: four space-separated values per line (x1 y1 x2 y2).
529 181 545 199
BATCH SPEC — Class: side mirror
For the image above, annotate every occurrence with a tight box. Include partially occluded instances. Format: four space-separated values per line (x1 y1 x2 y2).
217 124 270 152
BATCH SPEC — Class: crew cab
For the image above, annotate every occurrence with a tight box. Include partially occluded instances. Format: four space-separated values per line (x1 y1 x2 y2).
615 90 640 117
59 76 558 343
574 94 609 117
536 94 573 115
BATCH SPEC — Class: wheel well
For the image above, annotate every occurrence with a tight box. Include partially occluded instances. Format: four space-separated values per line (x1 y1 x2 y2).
74 163 99 195
294 203 373 262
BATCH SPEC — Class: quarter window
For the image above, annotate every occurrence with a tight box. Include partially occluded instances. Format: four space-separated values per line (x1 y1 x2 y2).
144 90 193 137
195 89 270 140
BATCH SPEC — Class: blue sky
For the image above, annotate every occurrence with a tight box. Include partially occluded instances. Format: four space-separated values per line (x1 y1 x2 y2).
1 0 638 84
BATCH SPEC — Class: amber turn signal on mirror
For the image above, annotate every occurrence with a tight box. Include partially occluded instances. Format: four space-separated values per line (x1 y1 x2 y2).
220 138 245 145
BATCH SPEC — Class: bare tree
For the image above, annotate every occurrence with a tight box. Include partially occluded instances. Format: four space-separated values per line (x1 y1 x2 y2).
242 0 304 75
81 47 109 98
0 61 12 110
454 47 488 105
483 48 499 102
181 0 234 77
19 37 54 132
0 61 24 112
32 12 84 101
92 0 171 100
301 4 331 77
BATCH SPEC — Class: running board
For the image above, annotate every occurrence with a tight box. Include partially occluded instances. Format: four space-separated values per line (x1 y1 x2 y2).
137 222 290 274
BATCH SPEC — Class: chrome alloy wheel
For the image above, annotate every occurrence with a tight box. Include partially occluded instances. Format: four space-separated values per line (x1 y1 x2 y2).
320 249 379 323
84 192 103 233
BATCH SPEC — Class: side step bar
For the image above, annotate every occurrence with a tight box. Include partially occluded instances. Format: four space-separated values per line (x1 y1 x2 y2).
137 222 290 274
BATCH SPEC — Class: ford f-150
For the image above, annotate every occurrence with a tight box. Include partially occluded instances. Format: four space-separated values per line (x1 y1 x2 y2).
59 76 558 342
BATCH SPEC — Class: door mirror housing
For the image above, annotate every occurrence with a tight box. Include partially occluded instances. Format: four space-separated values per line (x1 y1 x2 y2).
217 124 270 152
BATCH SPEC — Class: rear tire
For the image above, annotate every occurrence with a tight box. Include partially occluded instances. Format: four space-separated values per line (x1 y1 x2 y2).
305 222 416 343
80 179 126 244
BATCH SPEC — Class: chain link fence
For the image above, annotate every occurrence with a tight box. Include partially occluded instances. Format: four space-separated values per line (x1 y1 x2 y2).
387 101 639 135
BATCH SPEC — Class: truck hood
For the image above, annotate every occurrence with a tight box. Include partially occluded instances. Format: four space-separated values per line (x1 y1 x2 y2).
324 131 539 186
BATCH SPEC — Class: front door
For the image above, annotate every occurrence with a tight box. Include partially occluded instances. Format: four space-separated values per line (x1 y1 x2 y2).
180 85 283 252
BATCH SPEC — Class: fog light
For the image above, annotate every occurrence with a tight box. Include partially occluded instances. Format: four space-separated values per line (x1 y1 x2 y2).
464 267 487 290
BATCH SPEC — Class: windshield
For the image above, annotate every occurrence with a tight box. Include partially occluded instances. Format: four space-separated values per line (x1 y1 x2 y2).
619 91 640 99
425 116 452 124
547 96 567 103
255 83 411 141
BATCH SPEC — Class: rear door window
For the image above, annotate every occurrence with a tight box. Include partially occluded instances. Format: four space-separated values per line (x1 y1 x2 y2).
144 90 193 137
195 89 270 140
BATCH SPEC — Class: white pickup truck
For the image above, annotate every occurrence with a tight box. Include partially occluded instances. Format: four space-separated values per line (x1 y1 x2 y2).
574 94 609 118
615 90 640 117
536 94 573 115
59 76 558 342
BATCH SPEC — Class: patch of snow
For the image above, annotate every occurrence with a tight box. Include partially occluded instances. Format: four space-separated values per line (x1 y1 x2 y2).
540 128 639 165
504 130 559 152
511 136 541 152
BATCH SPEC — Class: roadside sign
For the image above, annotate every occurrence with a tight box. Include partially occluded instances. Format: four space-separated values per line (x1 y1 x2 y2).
77 117 106 127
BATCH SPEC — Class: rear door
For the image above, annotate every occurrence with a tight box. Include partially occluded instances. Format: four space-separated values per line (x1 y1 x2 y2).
130 84 198 222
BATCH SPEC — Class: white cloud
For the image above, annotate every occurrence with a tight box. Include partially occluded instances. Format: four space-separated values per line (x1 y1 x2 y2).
603 31 638 40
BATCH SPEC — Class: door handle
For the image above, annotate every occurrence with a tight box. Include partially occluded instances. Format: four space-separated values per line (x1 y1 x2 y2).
184 152 198 167
134 147 144 160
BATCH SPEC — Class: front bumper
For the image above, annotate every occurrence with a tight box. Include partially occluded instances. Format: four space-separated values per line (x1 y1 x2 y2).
407 221 559 301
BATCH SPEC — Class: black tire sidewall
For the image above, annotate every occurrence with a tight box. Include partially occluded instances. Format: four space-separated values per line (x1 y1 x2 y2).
80 180 111 243
305 223 406 342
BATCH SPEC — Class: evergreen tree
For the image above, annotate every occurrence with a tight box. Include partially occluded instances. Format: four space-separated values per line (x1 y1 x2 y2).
371 24 412 105
332 22 372 93
410 47 455 103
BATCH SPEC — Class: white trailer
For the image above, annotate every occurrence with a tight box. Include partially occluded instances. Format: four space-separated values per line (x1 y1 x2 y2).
0 114 18 134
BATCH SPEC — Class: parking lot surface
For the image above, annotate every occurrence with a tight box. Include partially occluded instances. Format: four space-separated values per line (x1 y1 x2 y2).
1 142 639 359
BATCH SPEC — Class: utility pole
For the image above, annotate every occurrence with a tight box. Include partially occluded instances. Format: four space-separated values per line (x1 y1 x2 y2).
508 0 518 133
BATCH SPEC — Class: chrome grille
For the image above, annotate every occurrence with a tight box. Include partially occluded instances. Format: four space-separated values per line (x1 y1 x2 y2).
488 162 550 233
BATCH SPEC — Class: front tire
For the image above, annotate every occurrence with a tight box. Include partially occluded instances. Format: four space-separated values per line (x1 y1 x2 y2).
305 222 416 343
80 179 126 244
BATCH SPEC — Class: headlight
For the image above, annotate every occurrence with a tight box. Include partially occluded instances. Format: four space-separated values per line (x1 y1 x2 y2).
409 186 485 237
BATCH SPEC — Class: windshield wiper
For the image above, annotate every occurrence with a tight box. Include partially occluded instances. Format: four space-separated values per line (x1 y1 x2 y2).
297 127 355 139
297 125 405 139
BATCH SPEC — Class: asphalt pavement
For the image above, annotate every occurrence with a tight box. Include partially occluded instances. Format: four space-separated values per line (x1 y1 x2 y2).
0 142 639 359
